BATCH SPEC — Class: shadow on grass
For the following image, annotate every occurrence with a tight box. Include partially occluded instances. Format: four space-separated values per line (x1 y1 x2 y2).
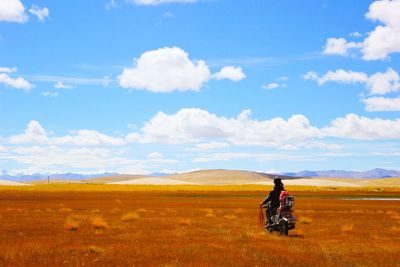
289 234 305 238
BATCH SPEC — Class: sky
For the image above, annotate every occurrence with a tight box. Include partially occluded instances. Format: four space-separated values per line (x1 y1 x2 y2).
1 0 400 175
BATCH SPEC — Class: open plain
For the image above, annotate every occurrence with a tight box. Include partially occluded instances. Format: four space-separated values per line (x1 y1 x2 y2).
0 185 399 267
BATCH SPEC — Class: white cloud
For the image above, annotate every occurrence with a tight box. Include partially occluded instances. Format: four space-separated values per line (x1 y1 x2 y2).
163 12 175 19
323 38 362 55
147 152 163 159
128 108 400 147
129 0 197 5
368 68 400 94
213 66 246 82
277 76 289 81
305 68 400 95
0 0 28 23
0 66 17 73
323 0 400 60
324 113 400 140
349 32 363 38
262 83 280 90
192 152 324 163
9 120 126 146
105 0 118 10
362 97 400 111
54 81 73 89
9 120 49 144
305 69 368 85
28 5 49 22
28 74 114 87
194 142 230 151
363 0 400 60
0 143 179 175
128 108 322 148
262 76 288 90
41 92 59 97
118 47 211 92
0 73 33 91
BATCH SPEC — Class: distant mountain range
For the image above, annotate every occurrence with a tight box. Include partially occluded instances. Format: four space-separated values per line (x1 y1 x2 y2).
281 168 400 179
1 168 399 182
0 172 119 182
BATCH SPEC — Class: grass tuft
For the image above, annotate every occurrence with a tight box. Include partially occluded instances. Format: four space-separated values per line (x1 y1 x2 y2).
64 215 81 231
137 208 148 214
179 218 191 226
298 216 313 224
121 212 140 222
88 246 105 254
91 216 108 230
341 223 354 232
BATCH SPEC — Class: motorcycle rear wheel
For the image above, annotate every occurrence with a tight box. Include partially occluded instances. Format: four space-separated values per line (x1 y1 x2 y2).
279 220 288 236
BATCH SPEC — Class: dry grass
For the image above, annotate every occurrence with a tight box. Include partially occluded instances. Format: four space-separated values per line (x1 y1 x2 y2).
87 246 105 254
386 210 400 220
58 207 72 212
0 187 399 266
121 212 140 222
341 223 354 232
90 216 108 230
64 215 82 231
223 214 237 220
298 216 313 224
136 208 148 214
179 218 192 226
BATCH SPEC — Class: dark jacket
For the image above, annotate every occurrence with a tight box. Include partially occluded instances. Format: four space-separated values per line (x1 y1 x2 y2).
261 186 284 209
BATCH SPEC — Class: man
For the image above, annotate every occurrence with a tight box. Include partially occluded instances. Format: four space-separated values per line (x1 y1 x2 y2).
260 177 285 228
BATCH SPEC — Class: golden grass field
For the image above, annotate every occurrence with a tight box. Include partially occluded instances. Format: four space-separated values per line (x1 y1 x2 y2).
0 184 399 267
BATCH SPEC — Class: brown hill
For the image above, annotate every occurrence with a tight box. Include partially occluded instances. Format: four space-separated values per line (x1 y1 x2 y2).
155 169 274 185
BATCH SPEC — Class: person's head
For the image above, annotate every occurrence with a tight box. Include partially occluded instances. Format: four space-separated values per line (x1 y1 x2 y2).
273 176 284 189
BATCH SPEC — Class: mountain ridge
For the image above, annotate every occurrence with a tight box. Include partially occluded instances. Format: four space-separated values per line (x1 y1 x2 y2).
1 168 400 182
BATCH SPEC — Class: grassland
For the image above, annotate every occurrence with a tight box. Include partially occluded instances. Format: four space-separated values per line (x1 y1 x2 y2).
0 185 399 266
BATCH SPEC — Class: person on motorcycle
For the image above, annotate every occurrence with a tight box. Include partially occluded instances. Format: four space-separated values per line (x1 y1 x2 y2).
260 177 285 228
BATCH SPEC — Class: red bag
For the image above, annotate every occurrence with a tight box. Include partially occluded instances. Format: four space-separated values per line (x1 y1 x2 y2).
280 190 289 205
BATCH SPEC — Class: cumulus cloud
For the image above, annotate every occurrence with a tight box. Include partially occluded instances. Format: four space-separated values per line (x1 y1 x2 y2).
3 110 400 174
0 72 33 91
304 68 400 95
324 113 400 139
323 38 362 55
362 97 400 111
0 0 28 23
194 142 230 151
213 66 246 82
127 108 322 148
127 108 400 147
0 66 17 73
118 47 211 93
9 120 126 146
129 0 197 5
28 5 49 22
323 0 400 60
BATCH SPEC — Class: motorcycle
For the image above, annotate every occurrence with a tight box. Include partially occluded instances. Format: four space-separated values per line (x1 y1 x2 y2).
265 193 296 236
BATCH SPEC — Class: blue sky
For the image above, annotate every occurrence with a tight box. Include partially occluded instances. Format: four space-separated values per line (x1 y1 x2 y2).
1 0 400 175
